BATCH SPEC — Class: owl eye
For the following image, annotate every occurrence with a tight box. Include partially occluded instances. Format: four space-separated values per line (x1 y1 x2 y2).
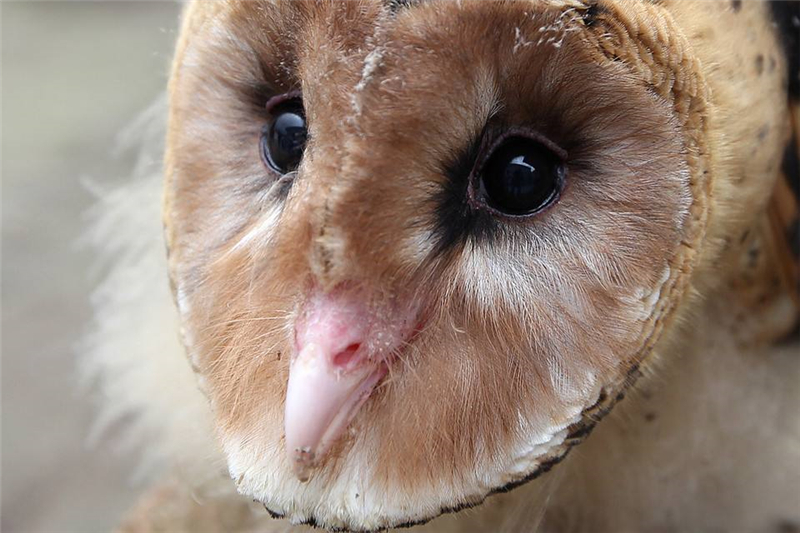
479 136 565 216
261 100 307 174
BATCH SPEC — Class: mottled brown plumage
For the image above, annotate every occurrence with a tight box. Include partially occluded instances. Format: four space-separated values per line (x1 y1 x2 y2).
86 1 799 532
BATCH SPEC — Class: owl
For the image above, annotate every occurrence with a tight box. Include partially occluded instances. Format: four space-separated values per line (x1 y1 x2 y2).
83 0 800 532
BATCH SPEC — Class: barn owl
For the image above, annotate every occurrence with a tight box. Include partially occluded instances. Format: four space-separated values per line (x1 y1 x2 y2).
84 0 800 531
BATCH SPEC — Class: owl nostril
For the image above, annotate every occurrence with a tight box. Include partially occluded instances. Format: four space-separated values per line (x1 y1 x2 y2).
333 343 361 368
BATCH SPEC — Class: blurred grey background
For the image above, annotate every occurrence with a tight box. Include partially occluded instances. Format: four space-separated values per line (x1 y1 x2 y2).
2 2 184 531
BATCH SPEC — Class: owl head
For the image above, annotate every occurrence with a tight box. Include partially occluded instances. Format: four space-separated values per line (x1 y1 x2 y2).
164 0 714 529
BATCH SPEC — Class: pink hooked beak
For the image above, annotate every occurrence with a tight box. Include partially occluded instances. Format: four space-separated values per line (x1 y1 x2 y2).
284 285 418 482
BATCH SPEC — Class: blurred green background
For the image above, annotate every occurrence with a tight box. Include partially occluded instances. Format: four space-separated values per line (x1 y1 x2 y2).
2 2 183 531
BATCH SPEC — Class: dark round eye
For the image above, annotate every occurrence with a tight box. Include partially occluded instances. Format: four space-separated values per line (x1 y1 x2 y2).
480 137 565 216
261 101 307 174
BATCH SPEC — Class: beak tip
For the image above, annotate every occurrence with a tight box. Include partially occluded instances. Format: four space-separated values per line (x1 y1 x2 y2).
290 446 316 483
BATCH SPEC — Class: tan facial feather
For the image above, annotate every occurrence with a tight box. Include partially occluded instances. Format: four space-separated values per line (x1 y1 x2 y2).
163 0 716 529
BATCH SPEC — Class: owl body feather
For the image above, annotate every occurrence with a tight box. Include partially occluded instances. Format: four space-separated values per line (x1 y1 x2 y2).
84 1 800 532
